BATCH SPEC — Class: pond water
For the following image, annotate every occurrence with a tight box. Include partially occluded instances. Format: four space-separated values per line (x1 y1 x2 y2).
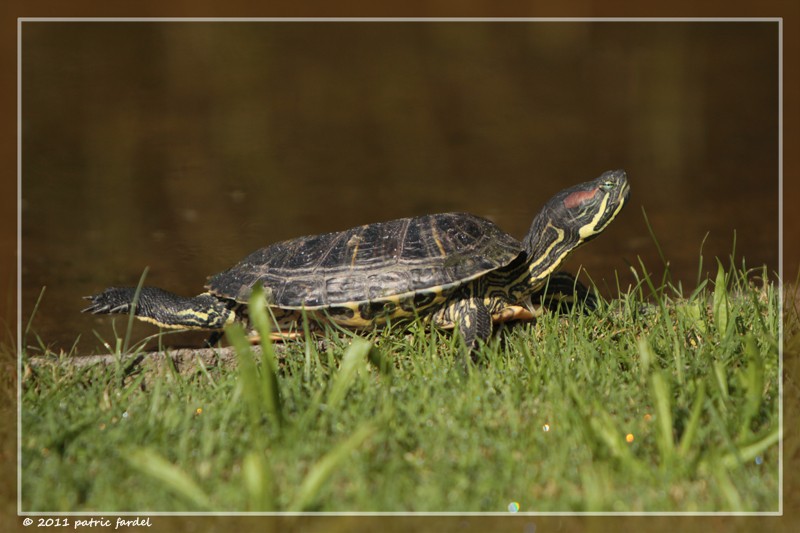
20 21 779 354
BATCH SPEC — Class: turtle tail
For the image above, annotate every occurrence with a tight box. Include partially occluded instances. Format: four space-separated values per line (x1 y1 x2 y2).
82 286 235 331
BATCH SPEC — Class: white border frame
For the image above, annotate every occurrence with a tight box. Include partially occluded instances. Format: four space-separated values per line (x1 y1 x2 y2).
17 17 784 518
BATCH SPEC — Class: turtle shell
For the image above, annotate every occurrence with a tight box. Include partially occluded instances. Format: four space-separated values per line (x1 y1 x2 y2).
206 212 522 310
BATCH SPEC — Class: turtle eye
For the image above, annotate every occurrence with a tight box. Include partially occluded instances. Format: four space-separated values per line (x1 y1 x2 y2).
600 180 615 192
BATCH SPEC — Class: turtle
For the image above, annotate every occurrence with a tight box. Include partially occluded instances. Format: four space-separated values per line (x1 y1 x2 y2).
83 169 630 353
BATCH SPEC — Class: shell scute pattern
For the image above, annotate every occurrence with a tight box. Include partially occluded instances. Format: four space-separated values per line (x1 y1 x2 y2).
206 213 522 312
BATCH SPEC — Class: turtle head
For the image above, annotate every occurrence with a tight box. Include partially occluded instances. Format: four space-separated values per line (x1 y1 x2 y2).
523 169 630 282
550 169 630 242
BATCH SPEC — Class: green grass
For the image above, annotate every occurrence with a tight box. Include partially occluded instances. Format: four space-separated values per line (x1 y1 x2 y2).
19 261 781 513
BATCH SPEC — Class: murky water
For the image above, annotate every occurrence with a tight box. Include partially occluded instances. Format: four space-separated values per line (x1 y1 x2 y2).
20 21 779 353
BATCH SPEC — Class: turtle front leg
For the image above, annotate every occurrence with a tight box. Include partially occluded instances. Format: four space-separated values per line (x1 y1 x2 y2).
532 271 597 313
451 297 492 361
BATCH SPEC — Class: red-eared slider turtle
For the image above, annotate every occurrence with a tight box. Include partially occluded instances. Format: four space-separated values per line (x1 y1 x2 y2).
84 169 630 352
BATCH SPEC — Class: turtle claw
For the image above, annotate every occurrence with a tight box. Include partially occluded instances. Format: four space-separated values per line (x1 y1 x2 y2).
81 288 137 315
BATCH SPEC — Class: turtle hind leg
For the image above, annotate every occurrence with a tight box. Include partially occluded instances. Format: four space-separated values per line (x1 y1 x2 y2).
83 286 235 331
82 286 144 316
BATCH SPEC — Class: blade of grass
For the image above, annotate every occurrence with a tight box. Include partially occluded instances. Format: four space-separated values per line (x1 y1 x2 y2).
672 333 685 386
23 286 46 346
327 338 371 410
589 404 637 465
739 334 765 439
126 448 211 510
567 382 641 473
712 359 730 410
637 337 653 378
641 206 673 288
366 343 393 377
677 379 707 458
712 260 729 339
695 232 709 289
248 284 283 432
243 450 273 511
147 369 165 427
301 308 314 383
636 256 672 330
651 371 675 466
289 423 376 512
721 425 780 469
712 463 744 512
194 353 217 389
225 323 263 431
122 267 149 355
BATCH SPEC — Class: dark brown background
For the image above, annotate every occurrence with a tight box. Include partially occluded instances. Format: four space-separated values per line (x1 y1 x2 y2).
2 1 799 532
19 21 780 352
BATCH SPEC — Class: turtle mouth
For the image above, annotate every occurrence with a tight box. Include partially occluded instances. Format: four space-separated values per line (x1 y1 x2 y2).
599 182 630 229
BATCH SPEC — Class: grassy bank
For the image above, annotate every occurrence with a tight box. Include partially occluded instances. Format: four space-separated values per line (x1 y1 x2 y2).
19 262 781 513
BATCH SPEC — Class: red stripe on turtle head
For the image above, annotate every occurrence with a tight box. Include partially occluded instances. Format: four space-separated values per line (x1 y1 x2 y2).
563 187 599 209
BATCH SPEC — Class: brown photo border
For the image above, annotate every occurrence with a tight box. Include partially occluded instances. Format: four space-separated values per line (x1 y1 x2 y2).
2 1 798 532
